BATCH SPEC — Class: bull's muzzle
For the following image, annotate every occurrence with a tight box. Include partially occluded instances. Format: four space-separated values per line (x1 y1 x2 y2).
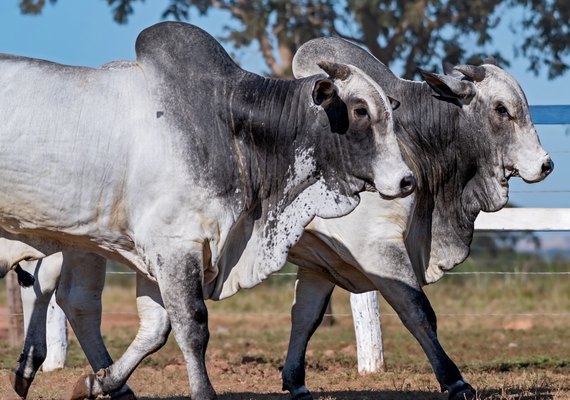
541 157 554 178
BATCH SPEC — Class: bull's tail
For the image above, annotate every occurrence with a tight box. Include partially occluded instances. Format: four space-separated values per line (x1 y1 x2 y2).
14 264 34 287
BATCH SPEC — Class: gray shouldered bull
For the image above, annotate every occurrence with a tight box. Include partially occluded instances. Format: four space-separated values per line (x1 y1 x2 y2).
6 32 553 400
283 37 552 400
8 34 552 400
0 23 414 400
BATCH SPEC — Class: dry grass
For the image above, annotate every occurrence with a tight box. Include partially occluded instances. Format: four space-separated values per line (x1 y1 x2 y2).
0 258 569 399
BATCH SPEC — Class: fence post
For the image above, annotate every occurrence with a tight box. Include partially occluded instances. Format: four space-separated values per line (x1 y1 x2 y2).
6 270 24 347
42 294 67 371
350 291 385 373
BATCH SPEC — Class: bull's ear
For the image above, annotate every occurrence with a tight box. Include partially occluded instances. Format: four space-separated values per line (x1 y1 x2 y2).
387 96 400 111
419 69 476 105
313 78 337 108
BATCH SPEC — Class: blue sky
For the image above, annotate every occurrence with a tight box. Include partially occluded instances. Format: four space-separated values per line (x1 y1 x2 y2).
0 0 568 209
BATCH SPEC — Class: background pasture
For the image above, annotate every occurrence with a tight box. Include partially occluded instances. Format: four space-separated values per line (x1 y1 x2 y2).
0 1 569 399
1 248 569 399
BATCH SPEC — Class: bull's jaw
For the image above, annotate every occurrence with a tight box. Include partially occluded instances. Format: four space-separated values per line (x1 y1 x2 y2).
461 165 509 220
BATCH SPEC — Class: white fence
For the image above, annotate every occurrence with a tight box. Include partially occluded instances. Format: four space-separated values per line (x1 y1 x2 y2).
4 105 570 372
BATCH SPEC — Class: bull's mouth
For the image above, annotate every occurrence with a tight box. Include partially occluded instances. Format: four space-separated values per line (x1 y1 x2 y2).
359 178 400 200
504 166 519 180
358 175 416 199
364 181 377 193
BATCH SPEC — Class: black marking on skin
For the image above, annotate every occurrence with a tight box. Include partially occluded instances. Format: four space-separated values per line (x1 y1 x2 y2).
156 111 164 118
324 97 349 134
134 22 379 218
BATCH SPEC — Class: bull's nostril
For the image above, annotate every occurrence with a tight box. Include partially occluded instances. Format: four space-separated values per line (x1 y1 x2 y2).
541 158 554 176
400 174 416 195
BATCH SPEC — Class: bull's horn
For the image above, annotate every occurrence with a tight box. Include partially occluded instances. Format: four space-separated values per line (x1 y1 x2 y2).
443 62 455 75
454 64 486 82
443 61 463 78
317 61 351 81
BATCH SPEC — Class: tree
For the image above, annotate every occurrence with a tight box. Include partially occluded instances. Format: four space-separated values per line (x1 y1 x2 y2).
19 0 570 79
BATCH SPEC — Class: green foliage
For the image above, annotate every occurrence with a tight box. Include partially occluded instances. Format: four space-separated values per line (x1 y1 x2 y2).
18 0 570 79
18 0 57 15
515 0 570 79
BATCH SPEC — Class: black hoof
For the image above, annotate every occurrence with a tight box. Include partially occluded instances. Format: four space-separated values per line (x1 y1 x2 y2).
289 386 313 400
111 386 137 400
449 381 476 400
291 393 313 400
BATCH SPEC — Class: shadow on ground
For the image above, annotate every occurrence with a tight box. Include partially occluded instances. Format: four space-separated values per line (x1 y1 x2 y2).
138 387 560 400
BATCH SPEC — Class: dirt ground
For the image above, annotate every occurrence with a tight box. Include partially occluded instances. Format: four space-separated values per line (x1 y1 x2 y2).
1 309 569 399
1 364 569 400
1 274 569 399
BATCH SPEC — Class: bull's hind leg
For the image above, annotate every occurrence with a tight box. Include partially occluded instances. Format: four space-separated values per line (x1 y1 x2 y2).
57 252 136 399
282 268 335 400
69 273 169 400
10 255 62 399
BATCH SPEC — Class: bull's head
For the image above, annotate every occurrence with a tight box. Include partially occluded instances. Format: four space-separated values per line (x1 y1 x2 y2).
420 63 553 214
312 61 415 201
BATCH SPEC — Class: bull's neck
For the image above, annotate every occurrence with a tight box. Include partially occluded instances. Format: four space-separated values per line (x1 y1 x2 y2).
394 81 463 193
226 74 320 209
396 81 475 251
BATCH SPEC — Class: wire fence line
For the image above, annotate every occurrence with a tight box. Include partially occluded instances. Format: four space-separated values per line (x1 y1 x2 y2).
2 268 566 319
105 270 570 276
511 189 570 193
2 311 570 318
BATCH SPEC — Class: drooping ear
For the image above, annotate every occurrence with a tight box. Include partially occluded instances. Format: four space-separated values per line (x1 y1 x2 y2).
318 61 352 81
312 78 337 107
387 96 400 111
419 69 476 104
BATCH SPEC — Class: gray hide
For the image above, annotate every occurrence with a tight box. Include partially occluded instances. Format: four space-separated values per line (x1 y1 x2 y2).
0 23 413 400
282 36 552 400
6 34 553 400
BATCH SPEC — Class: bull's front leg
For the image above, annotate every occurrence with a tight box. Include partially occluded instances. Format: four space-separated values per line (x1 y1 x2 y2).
153 247 216 400
69 272 169 400
371 243 475 400
282 268 335 400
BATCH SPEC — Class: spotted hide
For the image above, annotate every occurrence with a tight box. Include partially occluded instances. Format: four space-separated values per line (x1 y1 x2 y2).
0 23 413 400
6 33 553 400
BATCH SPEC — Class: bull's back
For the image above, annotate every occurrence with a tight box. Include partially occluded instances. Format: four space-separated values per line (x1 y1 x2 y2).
0 55 153 231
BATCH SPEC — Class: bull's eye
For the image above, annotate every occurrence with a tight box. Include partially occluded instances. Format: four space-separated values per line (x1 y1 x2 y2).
495 104 511 118
354 107 368 118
